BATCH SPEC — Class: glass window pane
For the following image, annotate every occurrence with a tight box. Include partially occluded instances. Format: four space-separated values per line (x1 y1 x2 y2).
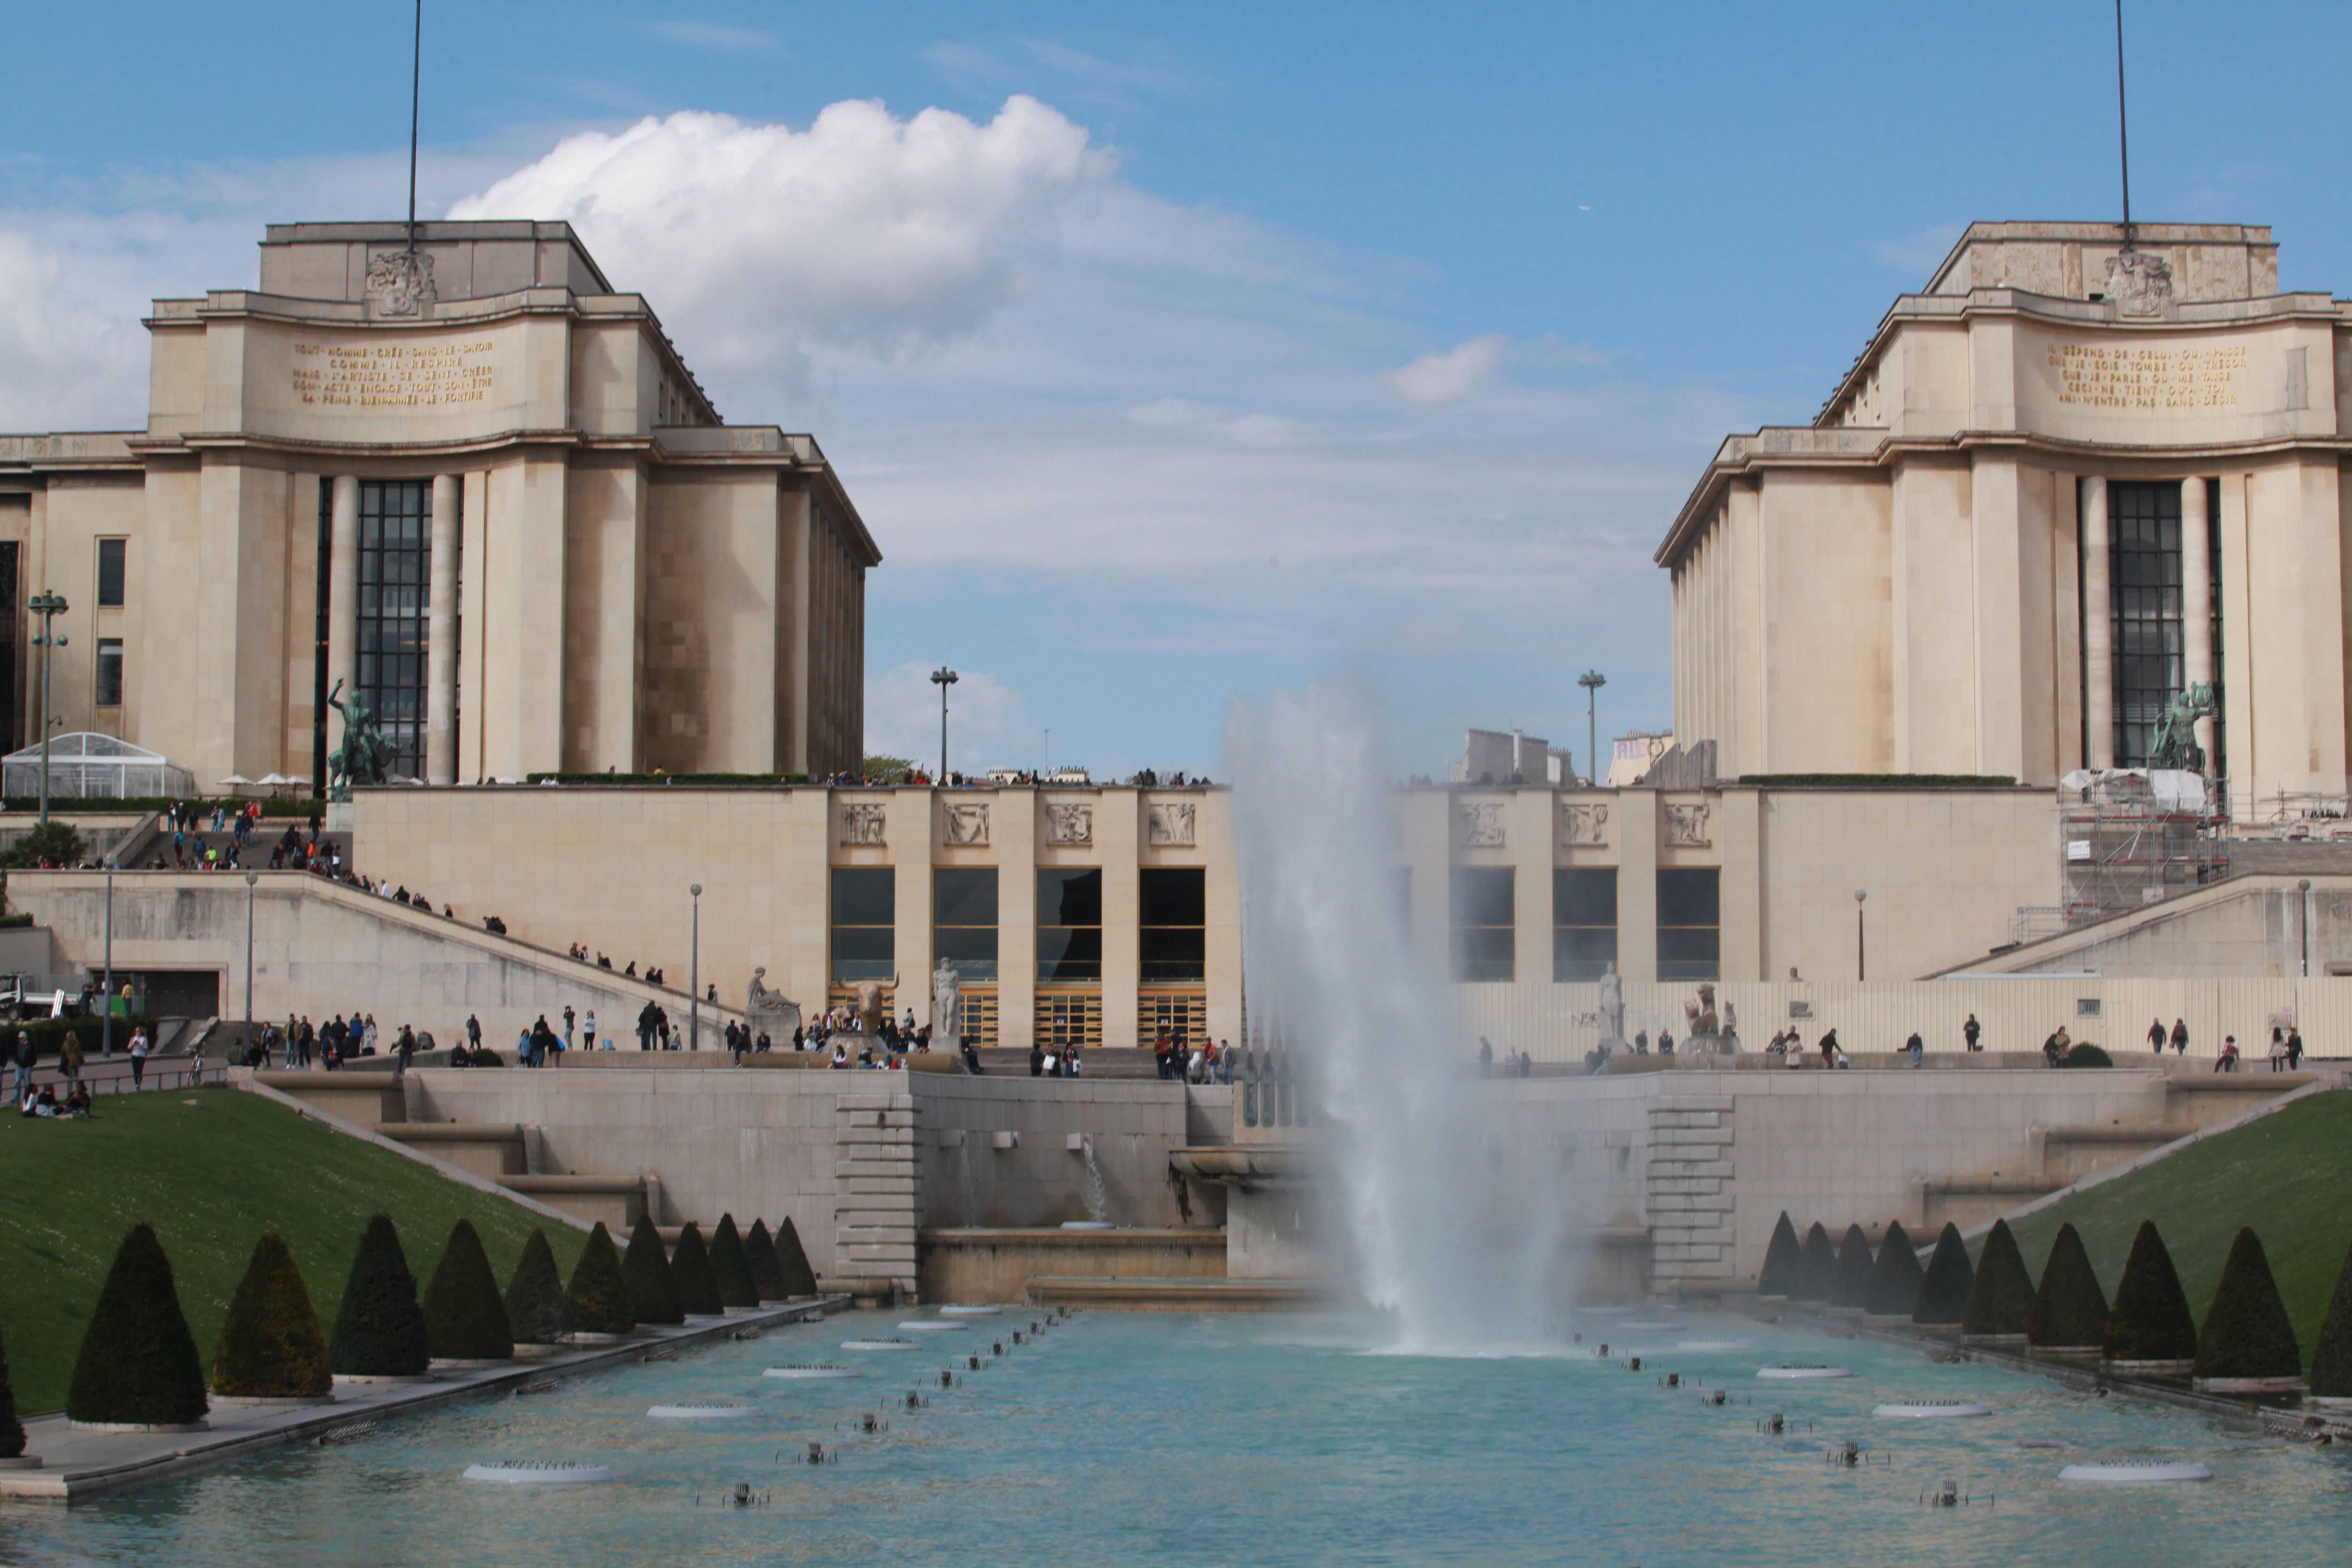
1451 868 1514 929
1553 868 1617 927
1139 868 1205 927
1452 926 1513 982
96 540 125 606
933 868 998 929
1037 868 1103 927
1657 927 1720 981
831 867 895 928
1656 869 1719 929
1553 925 1616 981
1140 927 1205 981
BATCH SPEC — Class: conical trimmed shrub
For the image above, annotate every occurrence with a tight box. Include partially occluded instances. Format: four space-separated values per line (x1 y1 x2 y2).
2027 1223 2109 1353
1961 1219 2034 1339
565 1223 633 1336
0 1322 22 1457
1828 1225 1876 1308
2104 1220 2197 1367
1914 1223 1974 1328
505 1230 573 1345
670 1223 724 1317
209 1231 330 1397
773 1215 818 1297
66 1223 208 1425
1756 1213 1802 1297
745 1219 788 1301
329 1214 429 1377
709 1215 758 1309
2307 1241 2352 1397
2194 1227 2302 1383
1788 1222 1838 1303
622 1217 683 1326
1866 1221 1924 1318
422 1218 513 1361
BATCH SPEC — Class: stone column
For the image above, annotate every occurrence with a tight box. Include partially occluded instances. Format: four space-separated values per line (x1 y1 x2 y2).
326 475 360 755
2081 477 2113 769
2180 476 2215 771
425 473 459 785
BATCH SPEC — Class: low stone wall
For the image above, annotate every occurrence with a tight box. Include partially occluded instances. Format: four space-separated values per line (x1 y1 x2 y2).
917 1227 1225 1304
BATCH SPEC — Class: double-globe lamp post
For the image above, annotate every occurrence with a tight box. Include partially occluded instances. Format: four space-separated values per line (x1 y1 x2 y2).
689 883 702 1052
930 667 958 785
29 590 68 827
245 869 259 1054
1577 669 1606 787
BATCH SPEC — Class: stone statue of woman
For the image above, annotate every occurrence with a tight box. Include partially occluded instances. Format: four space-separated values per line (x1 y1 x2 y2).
932 959 961 1043
1598 963 1626 1047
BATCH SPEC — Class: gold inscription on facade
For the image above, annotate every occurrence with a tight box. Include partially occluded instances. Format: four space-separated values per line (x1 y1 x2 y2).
290 339 496 409
2044 341 2245 411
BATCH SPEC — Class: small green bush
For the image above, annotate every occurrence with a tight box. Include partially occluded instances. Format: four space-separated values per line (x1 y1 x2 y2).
2306 1241 2352 1396
565 1224 633 1336
0 1322 26 1457
1788 1222 1839 1302
670 1222 725 1316
1828 1224 1876 1308
1962 1219 2035 1338
622 1217 683 1326
2195 1227 2302 1381
1755 1213 1802 1297
1 820 85 869
329 1214 429 1377
772 1215 819 1297
469 1048 505 1067
2058 1043 2114 1068
744 1219 787 1301
709 1215 759 1309
66 1222 208 1425
209 1231 330 1397
1913 1223 1975 1327
422 1218 513 1361
504 1230 573 1345
0 912 31 930
2027 1223 2109 1351
1866 1220 1924 1317
2104 1220 2198 1364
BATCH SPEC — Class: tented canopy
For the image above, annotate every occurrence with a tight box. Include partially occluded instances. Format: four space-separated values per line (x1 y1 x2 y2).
2 733 194 800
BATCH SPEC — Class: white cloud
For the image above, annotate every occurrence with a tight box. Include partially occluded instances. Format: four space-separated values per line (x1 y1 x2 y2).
0 230 149 430
1870 223 1965 279
642 20 775 51
863 660 1035 774
1390 334 1509 407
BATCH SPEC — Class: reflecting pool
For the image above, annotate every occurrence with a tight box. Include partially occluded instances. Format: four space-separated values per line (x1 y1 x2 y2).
5 1307 2345 1567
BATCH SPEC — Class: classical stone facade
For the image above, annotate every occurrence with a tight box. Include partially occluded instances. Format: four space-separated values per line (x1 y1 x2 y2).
0 221 877 787
1662 221 2349 810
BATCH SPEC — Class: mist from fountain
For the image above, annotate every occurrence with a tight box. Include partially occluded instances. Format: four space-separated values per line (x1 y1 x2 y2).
1229 681 1579 1356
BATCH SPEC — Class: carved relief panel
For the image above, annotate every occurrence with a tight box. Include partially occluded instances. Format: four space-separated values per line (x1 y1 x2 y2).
1558 801 1610 847
1046 802 1094 846
1662 802 1711 847
1147 801 1197 847
1455 800 1507 848
945 803 990 846
839 803 887 846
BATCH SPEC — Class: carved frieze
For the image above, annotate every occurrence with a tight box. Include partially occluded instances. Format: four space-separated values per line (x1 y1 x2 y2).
1456 800 1506 848
365 250 436 317
840 802 887 846
945 802 989 846
1559 801 1610 847
1147 801 1197 847
1046 802 1094 846
1662 802 1711 847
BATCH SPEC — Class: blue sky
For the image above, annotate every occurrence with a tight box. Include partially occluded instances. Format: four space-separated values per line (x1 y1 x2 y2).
6 1 2351 779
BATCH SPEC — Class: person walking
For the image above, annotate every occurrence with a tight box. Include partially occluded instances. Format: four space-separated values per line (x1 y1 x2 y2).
2270 1028 2288 1073
395 1024 416 1076
466 1013 482 1054
2169 1018 2189 1056
58 1032 84 1094
127 1025 150 1090
518 1025 536 1067
1963 1014 1982 1052
563 1004 576 1051
2147 1017 2167 1053
1818 1029 1841 1069
2288 1027 2305 1070
10 1031 34 1101
1030 1040 1045 1077
1905 1030 1924 1067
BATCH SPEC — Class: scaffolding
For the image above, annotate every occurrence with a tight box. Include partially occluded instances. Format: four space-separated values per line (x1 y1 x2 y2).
2058 769 2230 928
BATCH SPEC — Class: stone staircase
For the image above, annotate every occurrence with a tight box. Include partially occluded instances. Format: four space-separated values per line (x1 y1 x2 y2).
969 1047 1166 1079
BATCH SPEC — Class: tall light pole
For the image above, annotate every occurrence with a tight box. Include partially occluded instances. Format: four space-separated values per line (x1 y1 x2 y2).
1855 888 1868 982
244 869 259 1052
689 883 702 1051
2300 877 2313 979
101 858 115 1059
930 667 959 784
1577 670 1606 787
29 591 68 826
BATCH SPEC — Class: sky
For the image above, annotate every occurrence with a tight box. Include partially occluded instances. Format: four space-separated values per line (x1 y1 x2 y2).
6 1 2352 781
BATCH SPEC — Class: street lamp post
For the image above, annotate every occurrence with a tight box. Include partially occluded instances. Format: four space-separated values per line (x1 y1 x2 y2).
244 870 259 1052
930 667 959 784
28 591 68 826
1577 670 1606 787
689 883 702 1051
101 859 115 1059
1855 888 1868 982
2300 877 2313 979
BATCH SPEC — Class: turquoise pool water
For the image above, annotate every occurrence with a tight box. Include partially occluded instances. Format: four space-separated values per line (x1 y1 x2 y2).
6 1307 2344 1566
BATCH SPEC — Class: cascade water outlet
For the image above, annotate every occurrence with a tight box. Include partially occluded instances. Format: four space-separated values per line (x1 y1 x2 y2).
991 1130 1019 1151
461 1462 614 1486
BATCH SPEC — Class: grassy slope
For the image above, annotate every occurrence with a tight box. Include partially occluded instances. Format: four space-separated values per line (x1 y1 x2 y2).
0 1087 584 1412
1997 1091 2352 1361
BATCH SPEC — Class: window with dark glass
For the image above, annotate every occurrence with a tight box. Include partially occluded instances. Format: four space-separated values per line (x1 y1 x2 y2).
0 540 20 749
829 867 895 983
1656 868 1720 981
358 480 430 778
95 639 123 708
933 867 999 981
2203 478 2226 776
96 539 126 606
1451 867 1514 982
1139 868 1205 982
2109 480 2182 768
1037 868 1103 982
1553 868 1618 981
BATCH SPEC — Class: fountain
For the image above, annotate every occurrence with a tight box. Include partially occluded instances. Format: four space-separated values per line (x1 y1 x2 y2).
460 1461 614 1485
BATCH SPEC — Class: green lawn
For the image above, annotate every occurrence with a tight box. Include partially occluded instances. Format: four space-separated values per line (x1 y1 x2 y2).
1999 1091 2352 1362
0 1087 584 1413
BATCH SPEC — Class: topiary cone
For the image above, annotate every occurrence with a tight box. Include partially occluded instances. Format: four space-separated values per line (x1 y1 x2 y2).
744 1219 788 1302
2194 1227 2303 1387
773 1215 819 1297
670 1223 725 1316
709 1215 759 1310
1788 1223 1838 1303
505 1230 574 1345
1913 1223 1974 1328
423 1218 514 1361
329 1214 429 1377
1755 1213 1802 1297
2026 1222 2109 1354
1866 1220 1924 1318
209 1230 331 1398
1961 1219 2034 1341
565 1223 634 1337
2306 1240 2352 1398
66 1222 209 1426
622 1217 683 1326
1827 1225 1876 1309
2104 1220 2197 1369
0 1322 22 1457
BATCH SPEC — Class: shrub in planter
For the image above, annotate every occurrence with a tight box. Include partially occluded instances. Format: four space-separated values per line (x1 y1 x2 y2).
565 1224 633 1336
329 1214 429 1377
1866 1220 1924 1318
1828 1225 1876 1309
2194 1227 2302 1385
504 1230 573 1345
1756 1213 1802 1297
2026 1223 2109 1353
0 1322 22 1457
1961 1219 2034 1339
422 1218 513 1361
66 1223 208 1426
2058 1043 2113 1068
1788 1223 1839 1303
209 1230 330 1397
744 1219 788 1302
2104 1220 2198 1368
622 1217 683 1326
670 1223 724 1317
709 1215 759 1309
2306 1241 2352 1398
773 1215 819 1297
1913 1223 1974 1328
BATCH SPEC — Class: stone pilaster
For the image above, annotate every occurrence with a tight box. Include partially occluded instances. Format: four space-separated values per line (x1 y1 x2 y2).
1645 1093 1736 1290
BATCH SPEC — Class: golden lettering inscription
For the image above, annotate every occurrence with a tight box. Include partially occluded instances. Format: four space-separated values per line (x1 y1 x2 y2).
2044 341 2244 411
290 339 496 409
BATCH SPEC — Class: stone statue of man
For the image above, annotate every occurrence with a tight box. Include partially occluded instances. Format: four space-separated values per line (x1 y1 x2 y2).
1598 963 1625 1046
932 959 961 1042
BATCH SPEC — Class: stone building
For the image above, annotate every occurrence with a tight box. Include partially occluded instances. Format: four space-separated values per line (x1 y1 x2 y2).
1661 221 2348 811
0 220 878 787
